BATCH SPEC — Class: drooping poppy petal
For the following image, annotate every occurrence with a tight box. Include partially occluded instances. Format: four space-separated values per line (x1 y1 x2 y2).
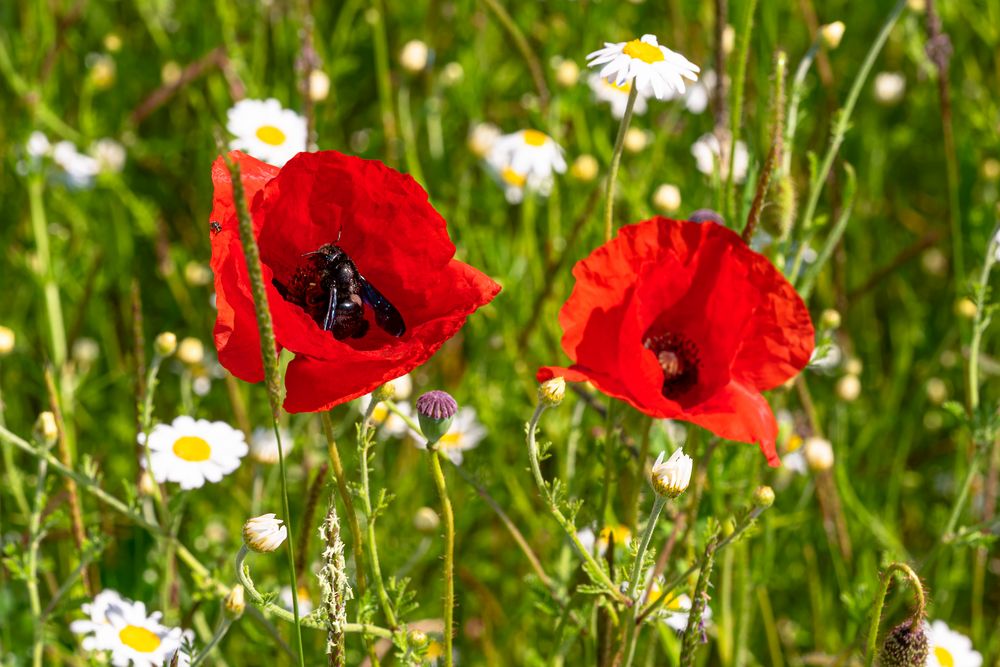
210 150 501 412
538 217 814 465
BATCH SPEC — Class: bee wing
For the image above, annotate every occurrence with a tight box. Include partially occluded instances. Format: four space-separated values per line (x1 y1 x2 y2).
359 276 406 337
322 284 337 331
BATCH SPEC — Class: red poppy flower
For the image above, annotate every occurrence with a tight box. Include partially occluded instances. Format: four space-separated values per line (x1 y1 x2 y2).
210 150 501 413
537 217 814 465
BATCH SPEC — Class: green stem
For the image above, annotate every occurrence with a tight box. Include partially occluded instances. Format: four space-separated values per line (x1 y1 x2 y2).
222 153 305 666
781 40 820 178
797 164 857 298
621 495 667 667
725 0 758 222
863 563 926 666
28 454 48 667
369 1 399 167
526 404 627 603
795 0 907 249
28 177 67 368
479 0 550 110
427 449 455 667
359 402 398 629
603 86 639 242
190 615 234 667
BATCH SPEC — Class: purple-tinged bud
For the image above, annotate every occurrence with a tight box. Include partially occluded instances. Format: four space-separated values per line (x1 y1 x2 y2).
416 390 458 446
880 619 928 667
688 209 726 226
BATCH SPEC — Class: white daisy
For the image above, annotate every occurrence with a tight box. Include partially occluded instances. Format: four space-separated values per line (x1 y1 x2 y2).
359 394 413 438
650 448 693 498
52 140 100 188
90 138 126 173
587 73 650 118
681 70 717 114
227 98 307 167
70 589 191 666
587 34 699 100
26 131 52 158
485 130 567 204
140 416 248 490
781 434 808 475
691 132 749 183
927 620 982 667
280 585 314 616
411 406 486 465
249 426 294 465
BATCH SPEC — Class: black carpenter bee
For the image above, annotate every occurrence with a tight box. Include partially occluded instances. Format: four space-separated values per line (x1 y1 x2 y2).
276 243 405 341
210 221 222 234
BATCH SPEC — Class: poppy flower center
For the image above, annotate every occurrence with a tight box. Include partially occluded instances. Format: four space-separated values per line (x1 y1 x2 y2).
623 39 665 64
643 332 700 398
522 130 548 146
118 625 161 653
255 125 287 146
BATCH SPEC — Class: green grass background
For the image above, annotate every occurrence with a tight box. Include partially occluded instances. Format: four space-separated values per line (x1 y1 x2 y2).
1 0 999 664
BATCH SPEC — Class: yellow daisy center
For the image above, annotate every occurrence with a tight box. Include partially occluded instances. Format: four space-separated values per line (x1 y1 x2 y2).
501 167 527 187
623 39 665 64
438 431 463 449
787 435 803 452
522 129 548 146
172 435 212 462
934 646 954 667
427 640 445 659
118 625 161 653
371 404 389 424
598 525 631 546
255 125 287 146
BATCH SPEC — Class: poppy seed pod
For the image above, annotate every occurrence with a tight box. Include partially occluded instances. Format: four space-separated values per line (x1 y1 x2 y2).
417 391 458 445
880 619 928 667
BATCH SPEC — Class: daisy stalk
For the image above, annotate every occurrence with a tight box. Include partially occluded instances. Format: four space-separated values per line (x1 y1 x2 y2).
221 152 306 666
603 85 639 242
619 494 666 667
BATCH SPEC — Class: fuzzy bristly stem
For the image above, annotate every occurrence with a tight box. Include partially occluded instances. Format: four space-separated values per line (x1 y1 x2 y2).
526 404 627 603
222 153 306 666
428 448 456 667
743 51 786 243
679 537 718 667
792 0 908 283
603 85 639 242
320 412 368 595
863 562 926 666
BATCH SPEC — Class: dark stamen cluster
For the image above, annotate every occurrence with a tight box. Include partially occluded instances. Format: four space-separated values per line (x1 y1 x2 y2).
643 331 700 398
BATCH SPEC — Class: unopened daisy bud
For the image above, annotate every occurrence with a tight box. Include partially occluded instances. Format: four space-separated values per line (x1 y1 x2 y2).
752 485 775 509
0 325 14 356
372 383 396 403
804 437 834 472
538 377 566 407
906 0 926 12
408 629 428 648
72 338 100 366
624 127 649 153
243 513 288 553
177 337 205 365
820 21 845 49
416 390 458 446
836 374 861 402
468 122 500 158
161 61 182 86
308 69 330 101
89 54 115 89
154 332 177 358
653 184 682 214
103 33 122 53
555 59 580 87
35 411 58 445
399 39 429 73
225 584 246 617
981 158 1000 181
650 448 693 498
138 470 157 496
414 506 441 534
845 358 863 376
879 619 928 667
722 25 736 56
820 308 842 330
440 62 464 86
955 297 977 319
570 154 599 182
874 72 905 105
925 377 947 405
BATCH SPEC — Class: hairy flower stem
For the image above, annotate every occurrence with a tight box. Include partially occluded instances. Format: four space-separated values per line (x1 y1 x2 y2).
743 51 787 243
791 0 908 283
427 449 456 667
679 537 718 667
724 0 758 221
620 495 667 667
526 404 627 603
27 452 48 667
358 402 398 630
222 153 305 666
863 562 926 666
603 86 639 242
320 412 368 595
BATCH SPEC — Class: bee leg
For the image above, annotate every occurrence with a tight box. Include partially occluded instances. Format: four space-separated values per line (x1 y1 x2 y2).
322 285 338 331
